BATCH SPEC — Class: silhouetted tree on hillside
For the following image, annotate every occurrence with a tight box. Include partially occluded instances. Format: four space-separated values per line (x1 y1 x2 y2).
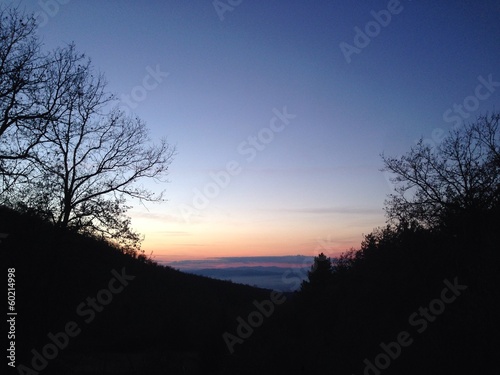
0 7 175 253
382 113 500 230
301 252 333 292
9 45 174 251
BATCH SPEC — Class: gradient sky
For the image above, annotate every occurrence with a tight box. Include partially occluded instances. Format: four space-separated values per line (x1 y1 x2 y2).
12 0 500 262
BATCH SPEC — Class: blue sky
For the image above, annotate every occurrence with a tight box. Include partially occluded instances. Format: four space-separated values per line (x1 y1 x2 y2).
13 0 500 262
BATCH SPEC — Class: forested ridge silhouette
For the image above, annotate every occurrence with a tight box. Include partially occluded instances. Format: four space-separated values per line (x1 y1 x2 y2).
1 205 275 374
220 115 500 374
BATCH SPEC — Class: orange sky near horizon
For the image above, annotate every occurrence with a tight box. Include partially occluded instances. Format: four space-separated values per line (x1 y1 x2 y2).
130 204 386 263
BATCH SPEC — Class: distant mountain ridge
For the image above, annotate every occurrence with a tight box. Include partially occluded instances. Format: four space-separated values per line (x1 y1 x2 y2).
164 255 315 270
185 266 309 291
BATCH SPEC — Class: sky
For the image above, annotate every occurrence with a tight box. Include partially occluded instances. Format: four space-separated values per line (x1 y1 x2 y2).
8 0 500 264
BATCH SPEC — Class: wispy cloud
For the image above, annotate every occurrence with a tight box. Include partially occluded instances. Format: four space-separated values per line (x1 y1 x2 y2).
153 230 192 236
263 207 383 215
130 210 187 223
243 166 375 175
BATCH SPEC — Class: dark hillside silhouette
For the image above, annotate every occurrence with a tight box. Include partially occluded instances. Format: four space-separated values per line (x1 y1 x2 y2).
0 206 272 374
220 116 500 374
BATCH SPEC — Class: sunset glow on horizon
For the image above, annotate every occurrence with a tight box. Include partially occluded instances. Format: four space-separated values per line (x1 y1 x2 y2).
24 0 499 263
130 199 386 262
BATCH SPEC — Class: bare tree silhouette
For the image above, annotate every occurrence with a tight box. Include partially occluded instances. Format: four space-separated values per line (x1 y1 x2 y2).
382 113 500 230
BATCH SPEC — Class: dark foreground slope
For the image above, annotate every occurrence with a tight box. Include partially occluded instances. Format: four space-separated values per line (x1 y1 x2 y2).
3 204 499 375
0 206 272 374
220 217 500 375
